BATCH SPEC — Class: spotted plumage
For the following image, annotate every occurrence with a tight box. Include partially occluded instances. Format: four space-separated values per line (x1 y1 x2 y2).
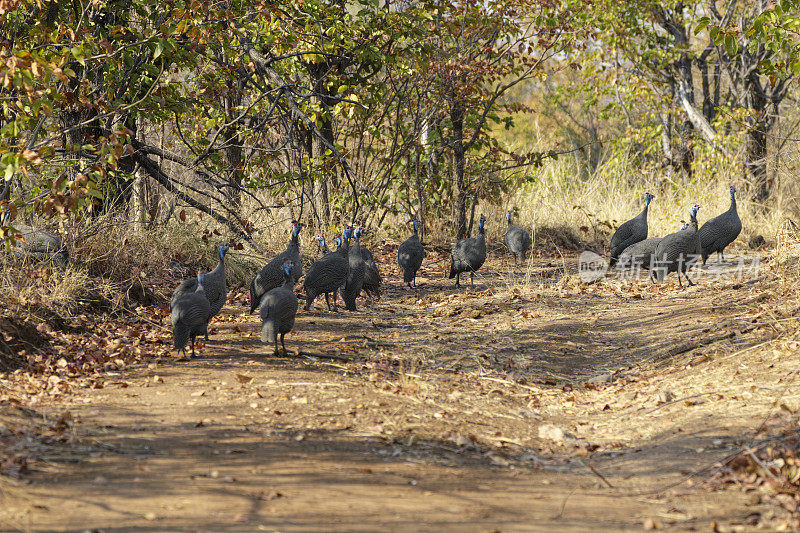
699 186 742 264
250 222 303 313
398 220 425 288
304 228 350 311
171 244 229 339
171 272 212 357
504 211 531 265
449 214 487 288
609 193 654 266
260 261 299 356
652 205 702 286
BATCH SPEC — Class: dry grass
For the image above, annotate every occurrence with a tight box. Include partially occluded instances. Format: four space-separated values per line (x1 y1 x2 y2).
495 153 799 251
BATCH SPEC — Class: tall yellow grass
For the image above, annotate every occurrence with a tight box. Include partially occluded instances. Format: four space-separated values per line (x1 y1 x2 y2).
495 130 800 250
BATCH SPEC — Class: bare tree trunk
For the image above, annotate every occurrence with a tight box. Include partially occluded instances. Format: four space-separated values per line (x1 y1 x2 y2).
306 62 334 226
746 120 770 202
311 123 331 225
414 143 425 241
659 112 673 168
132 166 147 232
450 101 466 239
223 87 244 211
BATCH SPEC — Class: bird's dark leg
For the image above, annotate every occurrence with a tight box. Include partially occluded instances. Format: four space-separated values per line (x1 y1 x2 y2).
280 333 287 356
190 335 196 357
324 293 331 311
332 290 338 311
470 271 475 287
455 273 460 287
684 267 696 286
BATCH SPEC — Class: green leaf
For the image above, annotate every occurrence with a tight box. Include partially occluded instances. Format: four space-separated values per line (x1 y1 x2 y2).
694 17 710 35
724 34 738 56
753 18 764 37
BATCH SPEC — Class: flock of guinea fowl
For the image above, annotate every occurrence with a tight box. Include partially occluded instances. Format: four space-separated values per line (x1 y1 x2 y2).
170 187 742 357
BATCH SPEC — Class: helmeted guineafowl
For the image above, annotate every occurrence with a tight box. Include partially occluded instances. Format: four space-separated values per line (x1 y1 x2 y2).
609 192 654 266
260 261 299 356
652 204 702 286
449 214 487 288
616 238 661 275
618 221 689 275
171 272 212 358
699 186 742 264
340 226 366 311
315 233 330 255
11 224 68 267
304 228 350 311
504 211 531 265
357 226 382 298
171 244 230 338
398 219 425 288
249 221 304 313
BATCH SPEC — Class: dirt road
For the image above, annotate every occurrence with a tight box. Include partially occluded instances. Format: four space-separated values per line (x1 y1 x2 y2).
3 249 795 531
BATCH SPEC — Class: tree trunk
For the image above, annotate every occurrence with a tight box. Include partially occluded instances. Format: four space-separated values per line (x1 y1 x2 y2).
223 87 244 210
743 68 778 203
414 143 425 241
658 112 673 168
306 62 334 226
310 120 332 225
450 101 466 239
746 118 770 202
132 166 147 233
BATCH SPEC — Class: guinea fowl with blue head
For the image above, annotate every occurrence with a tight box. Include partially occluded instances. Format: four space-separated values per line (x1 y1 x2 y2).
340 226 366 311
249 221 303 313
315 233 330 255
260 261 299 356
304 227 350 311
699 186 742 264
449 214 487 288
652 204 702 286
398 220 425 289
171 243 229 339
171 272 212 358
609 193 654 266
617 221 690 276
504 211 531 266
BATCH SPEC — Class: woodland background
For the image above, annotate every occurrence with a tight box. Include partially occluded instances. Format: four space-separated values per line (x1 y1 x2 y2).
2 0 800 262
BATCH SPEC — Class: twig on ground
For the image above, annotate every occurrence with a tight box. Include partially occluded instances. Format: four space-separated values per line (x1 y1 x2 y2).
578 458 614 489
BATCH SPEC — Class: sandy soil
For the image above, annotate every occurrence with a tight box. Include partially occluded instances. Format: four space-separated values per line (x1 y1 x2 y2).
2 245 796 532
